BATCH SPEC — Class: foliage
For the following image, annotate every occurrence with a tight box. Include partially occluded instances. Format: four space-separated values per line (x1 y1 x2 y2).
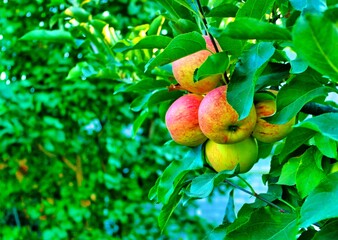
2 0 338 239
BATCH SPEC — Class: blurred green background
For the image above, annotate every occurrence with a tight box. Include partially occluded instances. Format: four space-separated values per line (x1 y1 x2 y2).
0 0 214 239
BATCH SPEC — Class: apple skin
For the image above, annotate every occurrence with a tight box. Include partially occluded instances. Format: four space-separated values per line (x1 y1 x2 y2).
198 85 257 144
172 35 222 94
205 137 258 173
252 99 296 143
165 94 207 147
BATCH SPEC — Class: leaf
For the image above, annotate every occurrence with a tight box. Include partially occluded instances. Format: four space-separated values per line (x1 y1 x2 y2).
130 94 152 112
313 219 338 240
296 113 338 141
174 0 199 15
194 52 229 81
289 0 327 12
206 3 239 18
279 127 316 162
292 13 338 82
299 172 338 228
20 30 75 44
277 157 301 186
147 89 184 108
228 42 275 119
63 6 91 22
226 205 298 239
223 189 236 226
236 0 276 19
132 108 149 137
187 173 217 198
223 18 292 41
296 147 326 199
255 63 290 91
314 133 338 159
126 36 172 51
204 224 227 240
267 72 331 124
145 32 206 72
157 146 204 204
117 79 170 93
169 19 200 35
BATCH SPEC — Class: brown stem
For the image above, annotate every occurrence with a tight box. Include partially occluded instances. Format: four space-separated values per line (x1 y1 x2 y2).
76 155 83 187
62 156 77 172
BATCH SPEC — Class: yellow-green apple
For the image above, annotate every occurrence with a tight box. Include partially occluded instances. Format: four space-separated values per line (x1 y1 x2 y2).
205 137 258 173
252 97 296 143
165 94 207 147
172 35 222 94
198 85 257 144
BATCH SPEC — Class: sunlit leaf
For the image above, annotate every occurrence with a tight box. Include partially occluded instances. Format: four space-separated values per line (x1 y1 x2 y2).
20 30 75 44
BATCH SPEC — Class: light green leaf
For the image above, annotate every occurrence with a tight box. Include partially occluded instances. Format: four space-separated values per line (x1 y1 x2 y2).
20 30 75 44
289 0 327 12
314 133 338 158
187 173 217 198
236 0 276 19
223 18 292 40
296 147 326 199
63 6 91 22
145 32 206 72
228 42 275 119
206 3 239 18
292 13 338 82
297 113 338 141
277 157 301 186
299 172 338 228
126 35 172 51
194 52 229 81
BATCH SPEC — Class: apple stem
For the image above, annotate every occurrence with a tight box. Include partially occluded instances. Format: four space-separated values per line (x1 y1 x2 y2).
224 179 291 214
195 0 230 85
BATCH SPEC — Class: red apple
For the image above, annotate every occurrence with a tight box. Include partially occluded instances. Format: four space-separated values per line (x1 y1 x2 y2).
198 86 257 144
165 94 207 147
172 35 222 94
252 98 296 143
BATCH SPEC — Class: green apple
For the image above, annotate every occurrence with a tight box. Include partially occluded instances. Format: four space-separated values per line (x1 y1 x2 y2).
172 35 222 94
198 85 257 144
252 98 296 143
165 94 207 147
205 137 258 173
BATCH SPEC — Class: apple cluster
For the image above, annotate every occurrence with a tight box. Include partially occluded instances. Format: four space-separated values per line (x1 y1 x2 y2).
165 35 295 174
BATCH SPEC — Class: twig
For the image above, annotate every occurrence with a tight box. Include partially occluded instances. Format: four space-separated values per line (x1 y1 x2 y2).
76 155 83 187
224 179 290 213
62 156 77 172
301 102 338 116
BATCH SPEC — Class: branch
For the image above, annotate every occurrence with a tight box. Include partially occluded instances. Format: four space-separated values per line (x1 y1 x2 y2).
224 179 291 214
61 156 77 172
76 155 83 187
301 102 338 115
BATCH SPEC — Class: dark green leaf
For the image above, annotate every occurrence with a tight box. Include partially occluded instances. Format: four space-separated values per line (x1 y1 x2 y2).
145 32 206 72
126 36 172 51
255 63 290 91
313 219 338 240
206 4 239 18
158 146 204 204
194 52 229 81
228 42 275 119
296 147 326 199
292 13 338 82
223 18 291 40
20 30 75 44
297 113 338 141
169 19 200 35
236 0 276 19
174 0 199 15
299 172 338 228
147 89 184 108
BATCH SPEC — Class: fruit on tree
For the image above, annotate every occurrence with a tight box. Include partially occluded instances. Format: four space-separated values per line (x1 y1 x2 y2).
252 97 296 143
198 85 257 144
172 35 222 94
205 137 258 173
165 94 207 147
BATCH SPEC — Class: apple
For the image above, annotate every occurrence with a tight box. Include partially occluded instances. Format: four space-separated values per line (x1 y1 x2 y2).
198 85 257 144
252 98 296 143
205 137 258 173
172 35 222 94
165 94 207 147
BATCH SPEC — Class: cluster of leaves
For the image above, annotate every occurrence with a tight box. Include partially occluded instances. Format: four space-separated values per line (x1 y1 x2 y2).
116 0 338 238
0 0 213 239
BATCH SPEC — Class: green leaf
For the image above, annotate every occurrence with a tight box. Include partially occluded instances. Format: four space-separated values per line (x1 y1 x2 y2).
206 3 239 18
314 133 338 158
226 205 298 239
313 219 338 240
299 172 338 228
169 19 200 35
204 224 227 240
255 63 290 91
20 30 75 44
279 127 316 161
147 89 184 108
132 108 149 137
157 146 204 204
187 173 217 198
236 0 276 19
145 32 206 72
267 72 330 124
292 13 338 82
148 15 165 35
194 52 229 81
119 79 170 93
223 189 236 226
223 18 292 40
277 157 301 186
63 7 91 22
289 0 327 12
174 0 199 15
126 35 172 51
296 147 326 199
297 113 338 141
228 42 275 119
130 94 152 112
